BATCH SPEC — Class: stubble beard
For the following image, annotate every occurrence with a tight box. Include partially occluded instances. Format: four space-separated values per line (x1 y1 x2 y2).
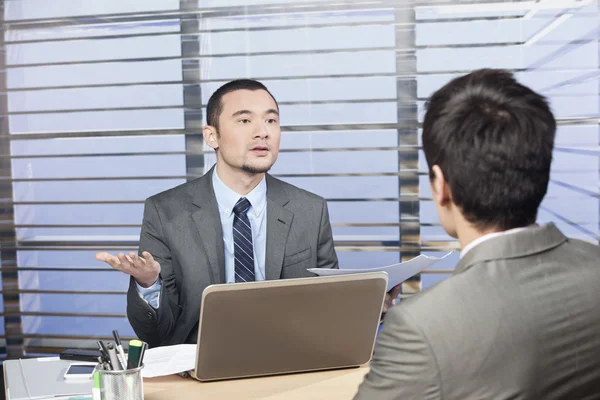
241 162 272 174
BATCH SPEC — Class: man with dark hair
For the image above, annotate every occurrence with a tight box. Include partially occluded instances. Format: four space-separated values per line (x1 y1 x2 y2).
354 69 600 399
95 79 342 346
205 79 279 130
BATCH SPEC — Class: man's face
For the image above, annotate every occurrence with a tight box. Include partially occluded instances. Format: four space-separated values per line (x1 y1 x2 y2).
208 89 281 175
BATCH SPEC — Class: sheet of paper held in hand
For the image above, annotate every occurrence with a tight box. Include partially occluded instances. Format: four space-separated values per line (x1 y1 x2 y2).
308 252 454 292
142 344 196 378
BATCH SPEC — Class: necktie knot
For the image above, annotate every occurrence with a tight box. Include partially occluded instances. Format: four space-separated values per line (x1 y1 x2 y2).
233 197 251 216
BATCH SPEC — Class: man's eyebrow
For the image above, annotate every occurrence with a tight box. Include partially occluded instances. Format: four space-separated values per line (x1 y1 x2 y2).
231 109 253 118
231 109 279 118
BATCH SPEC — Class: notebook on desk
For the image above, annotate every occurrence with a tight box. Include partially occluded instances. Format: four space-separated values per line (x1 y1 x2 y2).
190 272 388 382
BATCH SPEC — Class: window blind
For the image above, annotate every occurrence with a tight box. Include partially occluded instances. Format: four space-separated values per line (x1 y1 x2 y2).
0 0 597 358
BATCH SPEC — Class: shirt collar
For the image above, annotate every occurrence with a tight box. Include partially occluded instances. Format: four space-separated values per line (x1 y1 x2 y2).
460 225 535 259
212 168 267 218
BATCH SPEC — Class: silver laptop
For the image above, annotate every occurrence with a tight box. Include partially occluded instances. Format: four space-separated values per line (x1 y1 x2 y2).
4 358 95 400
191 272 388 381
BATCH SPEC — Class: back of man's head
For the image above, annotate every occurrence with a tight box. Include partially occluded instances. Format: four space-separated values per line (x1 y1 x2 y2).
422 68 556 231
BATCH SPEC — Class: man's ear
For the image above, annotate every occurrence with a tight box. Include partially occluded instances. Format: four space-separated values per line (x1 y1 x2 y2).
430 165 451 207
203 126 219 150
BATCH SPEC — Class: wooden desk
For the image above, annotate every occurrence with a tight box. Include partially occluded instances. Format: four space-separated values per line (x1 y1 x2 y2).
143 366 368 400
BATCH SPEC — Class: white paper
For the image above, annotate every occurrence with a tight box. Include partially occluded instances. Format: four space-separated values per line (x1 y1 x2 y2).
308 252 454 292
141 344 197 378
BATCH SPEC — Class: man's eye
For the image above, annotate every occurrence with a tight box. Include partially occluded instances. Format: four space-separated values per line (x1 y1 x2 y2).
266 119 278 124
239 119 251 124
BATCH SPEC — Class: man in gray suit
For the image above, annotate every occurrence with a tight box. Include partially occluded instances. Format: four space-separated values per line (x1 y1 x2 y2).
95 79 343 347
355 69 600 399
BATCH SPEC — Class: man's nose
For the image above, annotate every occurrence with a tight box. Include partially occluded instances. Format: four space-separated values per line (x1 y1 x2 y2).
253 123 269 139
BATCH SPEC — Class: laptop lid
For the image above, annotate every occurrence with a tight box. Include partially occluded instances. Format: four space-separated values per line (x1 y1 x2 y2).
193 272 388 381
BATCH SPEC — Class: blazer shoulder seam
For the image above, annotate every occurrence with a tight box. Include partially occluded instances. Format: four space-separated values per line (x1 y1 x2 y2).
270 175 324 202
148 178 199 204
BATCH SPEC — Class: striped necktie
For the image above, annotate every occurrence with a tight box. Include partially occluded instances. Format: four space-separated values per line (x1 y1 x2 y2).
232 197 255 282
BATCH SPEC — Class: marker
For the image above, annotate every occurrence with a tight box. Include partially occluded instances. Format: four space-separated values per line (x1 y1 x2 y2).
127 340 143 369
112 330 127 370
92 371 101 400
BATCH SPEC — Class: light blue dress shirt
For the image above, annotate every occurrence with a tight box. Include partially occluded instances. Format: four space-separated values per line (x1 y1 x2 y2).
136 169 268 308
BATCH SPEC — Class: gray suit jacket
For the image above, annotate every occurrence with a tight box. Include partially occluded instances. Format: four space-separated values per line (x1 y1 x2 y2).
355 223 600 400
127 167 339 347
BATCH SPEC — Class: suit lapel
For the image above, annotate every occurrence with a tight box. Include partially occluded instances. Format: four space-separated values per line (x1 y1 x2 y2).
265 175 293 280
191 167 225 284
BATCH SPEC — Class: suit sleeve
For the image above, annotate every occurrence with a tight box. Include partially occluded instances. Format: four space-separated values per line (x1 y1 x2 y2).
127 197 182 348
354 306 442 400
316 198 339 270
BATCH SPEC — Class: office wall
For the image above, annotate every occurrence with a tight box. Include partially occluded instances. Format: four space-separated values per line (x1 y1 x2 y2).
0 0 598 357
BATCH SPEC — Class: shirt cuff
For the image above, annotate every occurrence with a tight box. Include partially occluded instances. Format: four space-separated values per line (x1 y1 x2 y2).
135 277 161 309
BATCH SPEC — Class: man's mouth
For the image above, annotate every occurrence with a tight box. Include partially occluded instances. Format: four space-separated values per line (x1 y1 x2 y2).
251 145 269 151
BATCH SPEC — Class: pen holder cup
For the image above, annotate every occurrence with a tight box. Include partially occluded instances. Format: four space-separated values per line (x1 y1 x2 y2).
98 365 144 400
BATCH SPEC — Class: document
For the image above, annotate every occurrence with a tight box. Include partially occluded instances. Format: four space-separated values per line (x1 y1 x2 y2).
142 344 197 378
308 252 454 292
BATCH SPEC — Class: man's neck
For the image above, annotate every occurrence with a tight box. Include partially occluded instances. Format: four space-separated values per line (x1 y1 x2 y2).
455 217 534 258
215 163 264 196
452 210 503 251
456 224 500 251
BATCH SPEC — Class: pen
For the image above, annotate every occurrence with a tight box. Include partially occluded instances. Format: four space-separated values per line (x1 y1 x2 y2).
106 343 122 371
97 340 110 364
97 357 110 371
127 340 143 369
138 341 147 368
112 330 127 370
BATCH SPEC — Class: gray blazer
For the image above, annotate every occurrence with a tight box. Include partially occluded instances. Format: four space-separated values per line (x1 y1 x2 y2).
127 167 339 347
355 223 600 400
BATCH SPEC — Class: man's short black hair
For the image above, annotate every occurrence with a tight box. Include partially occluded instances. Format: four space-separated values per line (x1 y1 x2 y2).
206 79 279 130
422 68 556 231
